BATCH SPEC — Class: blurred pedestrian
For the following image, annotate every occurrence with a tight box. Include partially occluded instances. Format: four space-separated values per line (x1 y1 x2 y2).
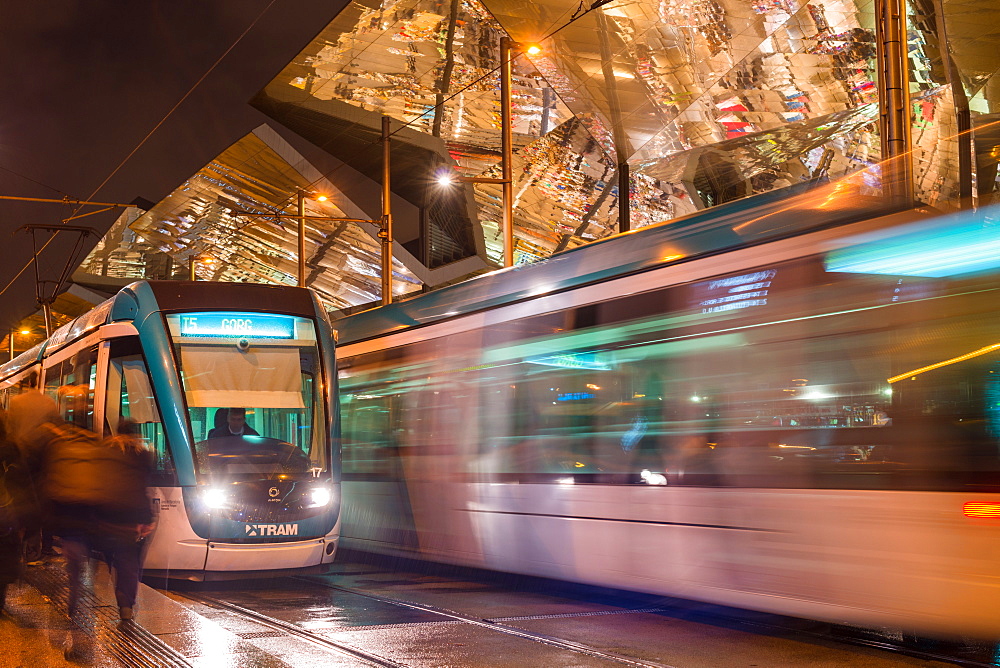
8 392 99 618
93 419 155 621
6 393 155 622
0 407 39 611
5 391 59 565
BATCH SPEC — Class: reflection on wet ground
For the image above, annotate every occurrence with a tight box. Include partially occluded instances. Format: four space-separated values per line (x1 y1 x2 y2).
159 552 972 668
3 549 994 667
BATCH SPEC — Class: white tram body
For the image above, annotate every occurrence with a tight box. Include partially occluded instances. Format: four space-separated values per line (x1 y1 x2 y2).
335 190 1000 639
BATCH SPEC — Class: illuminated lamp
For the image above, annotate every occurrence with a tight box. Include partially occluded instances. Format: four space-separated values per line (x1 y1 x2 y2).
309 487 332 508
963 501 1000 518
201 487 228 509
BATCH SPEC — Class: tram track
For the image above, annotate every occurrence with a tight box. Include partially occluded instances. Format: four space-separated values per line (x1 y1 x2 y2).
294 576 995 668
176 591 408 667
292 576 677 668
180 580 676 668
175 574 994 668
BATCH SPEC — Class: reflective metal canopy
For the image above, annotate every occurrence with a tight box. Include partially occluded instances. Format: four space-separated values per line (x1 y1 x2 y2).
79 0 1000 307
80 129 421 310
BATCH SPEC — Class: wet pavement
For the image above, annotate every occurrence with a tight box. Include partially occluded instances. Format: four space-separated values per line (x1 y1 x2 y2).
162 554 969 667
0 551 990 667
0 579 114 668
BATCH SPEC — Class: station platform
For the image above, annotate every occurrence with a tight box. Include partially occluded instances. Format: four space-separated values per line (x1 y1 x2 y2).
0 555 300 668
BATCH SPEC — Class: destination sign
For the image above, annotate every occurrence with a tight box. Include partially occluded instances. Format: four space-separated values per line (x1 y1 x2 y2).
693 269 777 314
179 312 295 338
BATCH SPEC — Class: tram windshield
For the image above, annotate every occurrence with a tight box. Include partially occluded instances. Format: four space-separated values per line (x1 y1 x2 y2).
165 312 328 479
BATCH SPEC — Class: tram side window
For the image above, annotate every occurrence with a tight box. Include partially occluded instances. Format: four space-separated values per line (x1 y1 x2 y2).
105 347 172 476
42 348 97 431
16 372 39 395
3 371 39 402
43 360 66 402
340 392 401 479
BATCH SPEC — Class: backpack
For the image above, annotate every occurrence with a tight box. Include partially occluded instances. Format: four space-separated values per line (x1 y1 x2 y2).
41 422 149 516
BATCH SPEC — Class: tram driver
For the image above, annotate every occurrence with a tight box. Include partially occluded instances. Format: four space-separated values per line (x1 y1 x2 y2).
207 407 260 439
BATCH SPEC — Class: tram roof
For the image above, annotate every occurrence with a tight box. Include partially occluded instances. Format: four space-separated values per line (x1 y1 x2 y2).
334 181 906 345
0 280 323 380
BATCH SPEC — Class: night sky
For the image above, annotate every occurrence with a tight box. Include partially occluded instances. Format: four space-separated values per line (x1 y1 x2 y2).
0 1 347 333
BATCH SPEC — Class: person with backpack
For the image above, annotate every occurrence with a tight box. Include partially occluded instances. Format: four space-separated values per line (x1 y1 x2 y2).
91 418 155 621
7 392 155 621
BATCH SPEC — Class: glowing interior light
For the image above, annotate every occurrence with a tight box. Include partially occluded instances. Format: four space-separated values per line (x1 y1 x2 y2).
888 343 1000 384
963 501 1000 518
309 487 332 508
19 329 30 335
315 194 328 202
640 470 668 485
202 487 228 509
801 390 830 401
690 396 701 402
525 44 542 56
826 208 1000 278
557 477 575 485
437 174 454 186
883 388 893 396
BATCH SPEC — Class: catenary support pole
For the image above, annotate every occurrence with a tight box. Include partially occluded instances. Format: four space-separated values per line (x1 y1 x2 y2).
500 36 514 267
381 115 394 305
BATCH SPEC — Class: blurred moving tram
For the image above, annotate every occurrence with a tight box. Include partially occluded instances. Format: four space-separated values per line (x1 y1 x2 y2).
335 186 1000 639
0 281 341 580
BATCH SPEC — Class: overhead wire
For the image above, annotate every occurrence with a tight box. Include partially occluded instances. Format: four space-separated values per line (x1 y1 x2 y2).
5 0 863 302
0 0 281 301
185 0 632 285
277 0 617 203
0 164 76 200
100 0 611 233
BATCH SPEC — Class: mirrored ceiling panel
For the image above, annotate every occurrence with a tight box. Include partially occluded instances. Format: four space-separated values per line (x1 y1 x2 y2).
258 0 993 263
79 131 421 309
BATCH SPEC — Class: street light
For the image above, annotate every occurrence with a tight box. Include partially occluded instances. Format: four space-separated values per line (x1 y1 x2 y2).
297 190 307 287
188 253 217 281
296 191 329 288
239 164 391 304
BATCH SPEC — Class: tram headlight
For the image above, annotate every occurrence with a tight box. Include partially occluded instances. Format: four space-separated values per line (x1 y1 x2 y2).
201 487 229 509
308 487 332 508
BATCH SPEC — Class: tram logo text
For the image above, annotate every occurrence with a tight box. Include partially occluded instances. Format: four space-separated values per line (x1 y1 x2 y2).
244 523 299 537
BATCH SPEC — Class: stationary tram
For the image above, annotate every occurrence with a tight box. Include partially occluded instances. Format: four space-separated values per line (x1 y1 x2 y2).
335 184 1000 638
0 281 340 580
